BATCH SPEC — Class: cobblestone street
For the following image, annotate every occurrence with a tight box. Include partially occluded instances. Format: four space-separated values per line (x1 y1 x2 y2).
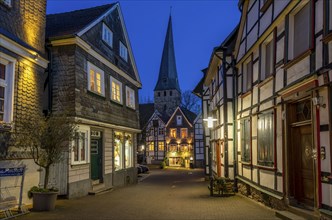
16 167 279 220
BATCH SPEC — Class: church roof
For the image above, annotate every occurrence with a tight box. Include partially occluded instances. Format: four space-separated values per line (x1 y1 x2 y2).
154 15 181 92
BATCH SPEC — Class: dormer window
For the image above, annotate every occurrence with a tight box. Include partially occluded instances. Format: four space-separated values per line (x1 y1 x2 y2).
119 41 128 62
102 23 113 47
176 116 182 125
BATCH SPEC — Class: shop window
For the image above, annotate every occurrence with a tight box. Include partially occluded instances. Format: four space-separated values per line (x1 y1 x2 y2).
125 133 133 168
114 132 123 170
257 112 274 166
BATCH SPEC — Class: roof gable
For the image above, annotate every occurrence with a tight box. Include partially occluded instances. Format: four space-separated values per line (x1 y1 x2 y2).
46 3 141 86
166 107 193 128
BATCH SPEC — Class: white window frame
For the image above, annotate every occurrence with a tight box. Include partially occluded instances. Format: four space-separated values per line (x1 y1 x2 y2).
176 115 182 125
288 1 310 60
125 86 135 109
71 125 90 165
119 41 128 62
261 33 274 80
0 53 15 123
102 23 113 48
87 62 105 96
110 77 123 104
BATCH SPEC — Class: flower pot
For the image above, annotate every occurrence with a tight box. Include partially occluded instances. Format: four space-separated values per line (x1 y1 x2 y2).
32 191 58 211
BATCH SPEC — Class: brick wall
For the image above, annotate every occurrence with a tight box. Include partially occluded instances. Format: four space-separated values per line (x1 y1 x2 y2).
0 0 47 53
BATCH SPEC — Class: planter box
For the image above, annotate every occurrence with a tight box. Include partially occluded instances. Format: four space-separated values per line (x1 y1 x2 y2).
32 191 58 211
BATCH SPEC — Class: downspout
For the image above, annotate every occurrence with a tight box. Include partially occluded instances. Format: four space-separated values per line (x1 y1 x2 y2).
314 81 322 209
45 43 53 114
232 54 238 192
222 49 229 178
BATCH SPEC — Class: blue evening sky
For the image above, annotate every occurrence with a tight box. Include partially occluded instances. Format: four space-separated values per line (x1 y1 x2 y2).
47 0 241 103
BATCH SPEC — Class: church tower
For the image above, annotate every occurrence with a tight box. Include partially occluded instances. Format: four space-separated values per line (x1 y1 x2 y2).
154 15 181 116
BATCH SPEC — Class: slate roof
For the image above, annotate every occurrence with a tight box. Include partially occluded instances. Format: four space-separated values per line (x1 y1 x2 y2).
46 4 115 39
139 103 155 129
180 107 197 124
154 15 181 92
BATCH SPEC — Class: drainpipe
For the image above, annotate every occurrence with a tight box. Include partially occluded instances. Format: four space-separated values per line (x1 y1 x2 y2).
45 44 53 114
221 48 229 178
232 54 238 192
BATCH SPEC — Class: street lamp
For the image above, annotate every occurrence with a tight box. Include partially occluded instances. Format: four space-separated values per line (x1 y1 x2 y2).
203 116 217 196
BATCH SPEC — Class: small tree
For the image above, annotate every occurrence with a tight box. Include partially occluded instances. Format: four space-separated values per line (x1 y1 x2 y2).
13 113 76 189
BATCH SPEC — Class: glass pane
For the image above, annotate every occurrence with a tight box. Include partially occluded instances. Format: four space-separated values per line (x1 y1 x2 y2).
294 3 310 57
0 86 4 98
90 70 95 91
0 64 5 80
114 132 123 170
81 133 86 161
296 100 311 122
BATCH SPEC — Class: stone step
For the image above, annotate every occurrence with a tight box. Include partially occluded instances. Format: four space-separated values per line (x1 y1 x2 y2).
92 183 105 191
275 211 306 220
88 186 113 196
287 206 319 220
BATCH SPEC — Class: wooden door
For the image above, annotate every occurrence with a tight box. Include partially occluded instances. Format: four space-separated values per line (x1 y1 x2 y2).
91 137 102 181
290 124 314 206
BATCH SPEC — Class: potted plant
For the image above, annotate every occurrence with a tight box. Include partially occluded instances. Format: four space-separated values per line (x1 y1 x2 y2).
13 113 76 211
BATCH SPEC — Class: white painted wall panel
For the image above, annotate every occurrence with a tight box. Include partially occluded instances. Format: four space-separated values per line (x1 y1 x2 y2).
277 176 283 193
259 6 273 36
253 86 258 106
259 100 274 111
260 80 273 101
243 166 251 179
227 77 233 98
276 37 284 63
238 42 246 61
243 94 252 110
247 0 259 31
275 67 284 92
247 24 258 50
252 168 258 183
260 170 275 189
274 0 290 20
320 131 331 173
322 183 332 207
287 57 310 85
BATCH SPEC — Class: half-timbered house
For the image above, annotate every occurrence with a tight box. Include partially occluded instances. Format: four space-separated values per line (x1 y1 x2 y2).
234 0 332 216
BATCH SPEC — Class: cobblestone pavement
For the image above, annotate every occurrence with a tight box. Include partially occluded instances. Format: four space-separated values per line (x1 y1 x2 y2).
16 167 279 220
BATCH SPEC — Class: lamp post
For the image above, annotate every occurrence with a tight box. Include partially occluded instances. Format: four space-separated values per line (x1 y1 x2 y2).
203 116 217 196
